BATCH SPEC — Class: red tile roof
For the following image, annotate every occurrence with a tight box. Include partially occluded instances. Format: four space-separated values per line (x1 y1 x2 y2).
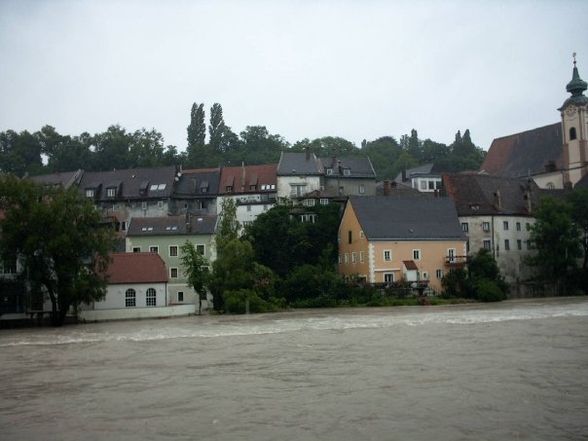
219 164 277 195
104 252 168 285
403 260 419 270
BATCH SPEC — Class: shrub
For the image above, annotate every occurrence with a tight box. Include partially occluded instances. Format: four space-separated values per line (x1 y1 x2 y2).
223 289 282 314
474 279 506 302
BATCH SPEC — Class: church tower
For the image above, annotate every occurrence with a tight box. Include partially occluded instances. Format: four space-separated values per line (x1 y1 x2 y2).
560 53 588 186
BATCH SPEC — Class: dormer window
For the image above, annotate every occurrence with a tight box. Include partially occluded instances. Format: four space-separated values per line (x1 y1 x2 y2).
226 186 233 192
249 184 257 191
106 187 116 198
343 168 351 176
85 188 95 198
326 168 333 175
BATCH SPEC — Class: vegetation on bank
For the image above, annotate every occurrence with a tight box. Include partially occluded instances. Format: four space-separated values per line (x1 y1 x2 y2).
0 102 485 180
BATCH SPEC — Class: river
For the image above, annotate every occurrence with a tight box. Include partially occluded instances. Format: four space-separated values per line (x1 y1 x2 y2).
1 297 587 440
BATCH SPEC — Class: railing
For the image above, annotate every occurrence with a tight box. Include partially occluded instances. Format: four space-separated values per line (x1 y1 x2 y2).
444 255 468 267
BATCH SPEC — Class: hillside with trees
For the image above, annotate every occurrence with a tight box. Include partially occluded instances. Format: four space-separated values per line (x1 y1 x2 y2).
0 102 486 178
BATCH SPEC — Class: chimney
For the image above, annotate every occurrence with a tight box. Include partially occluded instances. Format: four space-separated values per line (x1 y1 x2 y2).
241 161 246 190
305 147 310 161
383 180 391 196
494 189 502 211
401 169 407 182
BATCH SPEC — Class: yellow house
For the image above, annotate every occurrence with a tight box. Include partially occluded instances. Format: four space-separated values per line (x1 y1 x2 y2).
338 196 467 293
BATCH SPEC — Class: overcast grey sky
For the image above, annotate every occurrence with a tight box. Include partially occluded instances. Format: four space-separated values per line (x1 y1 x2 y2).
1 0 587 152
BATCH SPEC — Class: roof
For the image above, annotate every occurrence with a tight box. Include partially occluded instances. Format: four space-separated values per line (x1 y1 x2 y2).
376 180 429 197
403 260 418 270
277 151 323 176
104 252 168 284
219 164 277 195
481 123 562 178
443 173 541 216
348 196 464 241
174 168 221 197
394 163 435 182
575 173 588 189
127 214 217 236
319 156 376 178
29 169 84 188
79 166 177 200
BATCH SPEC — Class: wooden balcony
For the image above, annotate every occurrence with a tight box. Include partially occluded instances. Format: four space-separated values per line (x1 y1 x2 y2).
444 255 468 268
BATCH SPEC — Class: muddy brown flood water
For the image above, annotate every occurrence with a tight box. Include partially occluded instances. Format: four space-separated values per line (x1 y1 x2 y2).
1 297 587 440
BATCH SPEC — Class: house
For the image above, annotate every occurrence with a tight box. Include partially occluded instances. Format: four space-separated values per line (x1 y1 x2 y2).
481 58 588 189
79 252 196 321
277 151 324 199
217 163 277 229
319 156 377 197
443 173 544 292
125 214 217 308
29 169 84 189
394 163 444 193
338 196 466 293
78 165 179 234
171 167 220 216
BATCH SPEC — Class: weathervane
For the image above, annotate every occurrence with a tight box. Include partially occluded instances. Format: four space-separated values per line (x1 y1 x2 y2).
573 52 577 66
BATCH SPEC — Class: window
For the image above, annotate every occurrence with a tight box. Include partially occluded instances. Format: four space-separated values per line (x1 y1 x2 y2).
226 186 233 192
570 127 577 140
503 221 509 231
85 188 94 198
422 271 429 280
483 240 491 250
359 251 364 263
413 249 421 260
196 245 205 255
420 180 427 190
527 240 534 250
482 222 490 232
169 246 178 257
121 221 127 231
290 184 307 197
383 250 392 261
141 201 147 210
358 184 365 194
146 288 156 307
348 230 353 244
177 291 184 302
436 269 444 279
150 184 159 191
516 222 521 231
170 268 178 278
343 169 351 176
125 289 136 307
149 246 159 253
384 273 394 283
157 201 164 209
246 205 252 212
338 255 342 264
1 256 17 274
344 253 349 264
351 252 357 263
447 248 456 263
300 214 316 223
320 198 329 205
132 247 141 253
504 239 510 251
326 168 333 175
106 187 116 197
428 180 435 190
461 222 469 232
360 231 364 239
249 184 257 191
517 239 522 250
303 199 316 207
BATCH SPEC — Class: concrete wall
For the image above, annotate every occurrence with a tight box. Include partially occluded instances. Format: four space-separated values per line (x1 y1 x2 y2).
79 304 197 322
90 282 167 309
277 175 322 199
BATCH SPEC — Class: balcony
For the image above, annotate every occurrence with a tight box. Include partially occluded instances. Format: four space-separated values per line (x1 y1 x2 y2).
444 255 468 268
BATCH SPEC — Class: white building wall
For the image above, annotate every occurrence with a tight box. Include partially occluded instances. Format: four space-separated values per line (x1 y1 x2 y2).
277 175 322 199
90 282 168 310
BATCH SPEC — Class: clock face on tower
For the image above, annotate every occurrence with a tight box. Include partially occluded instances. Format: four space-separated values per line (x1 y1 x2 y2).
565 106 577 117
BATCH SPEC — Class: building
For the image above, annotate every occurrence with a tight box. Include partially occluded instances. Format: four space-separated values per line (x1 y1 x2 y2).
394 163 444 193
277 151 324 200
125 214 217 308
171 167 220 216
481 58 588 189
443 173 543 292
319 156 377 197
338 196 466 293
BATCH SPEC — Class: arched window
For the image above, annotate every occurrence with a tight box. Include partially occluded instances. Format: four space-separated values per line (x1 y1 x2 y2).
125 289 136 307
546 182 555 189
146 288 157 307
570 127 577 140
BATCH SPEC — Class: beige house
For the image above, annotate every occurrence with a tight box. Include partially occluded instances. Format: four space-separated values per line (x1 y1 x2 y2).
338 196 466 293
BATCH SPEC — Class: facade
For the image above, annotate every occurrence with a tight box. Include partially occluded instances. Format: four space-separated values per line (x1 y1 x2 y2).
218 164 277 229
443 173 544 292
338 196 466 293
277 151 324 199
319 156 377 197
394 163 443 193
481 59 588 189
125 214 217 308
78 166 179 234
171 167 220 216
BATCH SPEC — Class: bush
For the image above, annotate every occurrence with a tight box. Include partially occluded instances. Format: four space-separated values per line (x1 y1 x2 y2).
474 279 506 302
223 289 282 314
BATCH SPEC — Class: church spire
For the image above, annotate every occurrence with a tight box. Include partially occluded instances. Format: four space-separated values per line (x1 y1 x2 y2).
566 52 588 97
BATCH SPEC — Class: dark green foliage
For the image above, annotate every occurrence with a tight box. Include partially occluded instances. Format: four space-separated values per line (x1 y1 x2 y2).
180 241 210 314
0 176 115 325
279 264 346 307
567 189 588 271
474 279 507 302
0 129 43 176
187 103 206 149
526 196 582 295
291 136 358 157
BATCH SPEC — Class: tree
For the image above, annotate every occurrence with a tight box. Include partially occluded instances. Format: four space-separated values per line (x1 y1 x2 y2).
216 198 240 255
0 176 115 326
0 129 43 176
187 102 206 149
91 125 133 171
128 128 165 168
526 196 582 295
568 189 588 270
209 103 227 152
180 241 209 314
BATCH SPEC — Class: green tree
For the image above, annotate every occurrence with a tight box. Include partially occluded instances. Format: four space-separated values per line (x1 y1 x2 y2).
37 126 92 173
526 196 582 295
568 189 588 271
128 128 165 168
187 102 206 148
362 136 402 179
292 136 358 158
209 103 227 152
216 198 240 255
91 125 133 171
0 130 43 176
180 241 210 314
0 176 115 326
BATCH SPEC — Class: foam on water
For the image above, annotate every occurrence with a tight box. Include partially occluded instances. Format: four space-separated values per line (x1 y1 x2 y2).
2 298 587 348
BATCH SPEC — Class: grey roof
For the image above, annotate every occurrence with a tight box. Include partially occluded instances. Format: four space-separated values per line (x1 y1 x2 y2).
127 214 217 236
277 152 323 175
443 173 542 217
394 163 435 182
29 169 84 188
575 173 588 189
376 181 428 197
481 123 562 178
79 166 177 200
174 168 220 197
349 196 464 241
319 156 376 178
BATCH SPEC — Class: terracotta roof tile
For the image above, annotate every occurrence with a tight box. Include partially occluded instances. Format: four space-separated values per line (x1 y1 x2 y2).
104 252 168 284
219 164 277 195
